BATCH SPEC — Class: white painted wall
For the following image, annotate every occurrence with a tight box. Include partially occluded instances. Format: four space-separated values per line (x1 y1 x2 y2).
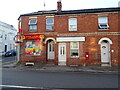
0 21 17 56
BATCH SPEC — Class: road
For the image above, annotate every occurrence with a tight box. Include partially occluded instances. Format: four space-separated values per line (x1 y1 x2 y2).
1 56 16 64
1 69 118 89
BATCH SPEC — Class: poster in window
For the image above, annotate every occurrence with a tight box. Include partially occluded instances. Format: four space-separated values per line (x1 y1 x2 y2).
25 40 42 55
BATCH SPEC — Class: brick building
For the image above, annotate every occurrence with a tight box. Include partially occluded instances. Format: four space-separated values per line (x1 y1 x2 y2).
17 1 120 66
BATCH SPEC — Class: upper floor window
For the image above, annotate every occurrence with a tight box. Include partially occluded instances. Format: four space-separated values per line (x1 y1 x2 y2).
98 16 109 30
29 19 37 25
69 18 77 31
0 34 2 38
29 19 37 31
46 18 54 31
5 34 7 40
10 44 12 50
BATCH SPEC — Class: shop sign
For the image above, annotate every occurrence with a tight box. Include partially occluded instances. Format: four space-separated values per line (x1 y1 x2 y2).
56 37 85 42
20 34 44 40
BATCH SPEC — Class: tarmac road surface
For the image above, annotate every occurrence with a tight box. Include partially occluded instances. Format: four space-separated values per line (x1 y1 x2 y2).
1 69 118 89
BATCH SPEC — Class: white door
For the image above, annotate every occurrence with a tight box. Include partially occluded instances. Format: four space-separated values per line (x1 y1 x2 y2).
101 42 110 63
58 43 66 65
48 41 54 60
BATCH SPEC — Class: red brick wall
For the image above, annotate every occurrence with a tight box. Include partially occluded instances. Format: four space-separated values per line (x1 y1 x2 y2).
20 13 118 33
108 13 118 32
19 12 119 66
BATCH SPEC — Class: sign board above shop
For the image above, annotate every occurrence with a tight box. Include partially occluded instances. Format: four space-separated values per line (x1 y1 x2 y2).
20 34 45 40
56 37 85 42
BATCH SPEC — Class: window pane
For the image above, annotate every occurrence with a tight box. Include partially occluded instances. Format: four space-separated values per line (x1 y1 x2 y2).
69 18 77 31
69 25 77 31
46 25 53 30
70 42 79 57
100 24 108 27
33 25 37 30
46 18 54 24
60 47 62 55
70 49 78 57
98 17 108 24
71 42 78 48
99 24 109 29
52 44 54 51
63 47 65 55
49 44 51 51
30 25 37 30
0 34 2 38
69 18 77 25
29 19 37 25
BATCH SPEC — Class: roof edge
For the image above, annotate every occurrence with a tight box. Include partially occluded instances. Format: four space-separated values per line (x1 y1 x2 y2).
18 7 120 20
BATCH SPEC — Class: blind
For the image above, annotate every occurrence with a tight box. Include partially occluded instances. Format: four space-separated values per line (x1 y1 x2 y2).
98 17 108 23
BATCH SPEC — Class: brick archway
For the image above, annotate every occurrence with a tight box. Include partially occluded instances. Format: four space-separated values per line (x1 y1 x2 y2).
98 37 112 44
44 37 56 44
98 37 112 66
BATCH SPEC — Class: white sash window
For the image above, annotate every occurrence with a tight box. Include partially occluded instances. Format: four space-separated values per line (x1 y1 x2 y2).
46 18 54 31
29 19 37 31
98 16 109 30
70 42 79 57
69 18 77 31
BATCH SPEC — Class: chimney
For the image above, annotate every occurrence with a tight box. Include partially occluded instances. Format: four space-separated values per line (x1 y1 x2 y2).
57 0 62 12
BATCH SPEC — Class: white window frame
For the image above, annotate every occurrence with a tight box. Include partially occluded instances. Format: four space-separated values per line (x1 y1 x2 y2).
98 16 109 30
10 44 12 50
70 42 79 58
29 25 37 31
29 19 37 31
46 18 54 31
69 18 77 31
0 34 2 38
5 34 7 40
29 19 37 25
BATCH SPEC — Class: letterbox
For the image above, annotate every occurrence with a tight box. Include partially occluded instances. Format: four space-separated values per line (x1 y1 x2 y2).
85 52 89 60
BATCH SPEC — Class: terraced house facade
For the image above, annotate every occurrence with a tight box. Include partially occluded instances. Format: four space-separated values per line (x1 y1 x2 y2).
17 1 120 66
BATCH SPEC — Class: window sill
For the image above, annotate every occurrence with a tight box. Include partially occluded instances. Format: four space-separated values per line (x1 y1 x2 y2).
46 30 54 31
68 30 77 32
28 30 37 32
98 29 109 31
70 56 79 58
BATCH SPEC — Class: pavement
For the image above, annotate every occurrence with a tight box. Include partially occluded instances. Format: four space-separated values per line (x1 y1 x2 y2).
2 62 119 74
1 55 119 74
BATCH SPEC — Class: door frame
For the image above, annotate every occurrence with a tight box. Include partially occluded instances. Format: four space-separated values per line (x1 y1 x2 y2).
100 41 110 63
47 40 54 60
98 38 112 66
58 43 66 65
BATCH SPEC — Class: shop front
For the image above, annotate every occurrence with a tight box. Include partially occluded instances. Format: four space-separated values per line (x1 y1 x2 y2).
17 34 47 64
21 34 45 56
56 37 85 65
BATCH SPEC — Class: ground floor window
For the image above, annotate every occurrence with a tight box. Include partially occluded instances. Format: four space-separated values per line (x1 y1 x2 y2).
25 40 42 55
70 42 79 57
